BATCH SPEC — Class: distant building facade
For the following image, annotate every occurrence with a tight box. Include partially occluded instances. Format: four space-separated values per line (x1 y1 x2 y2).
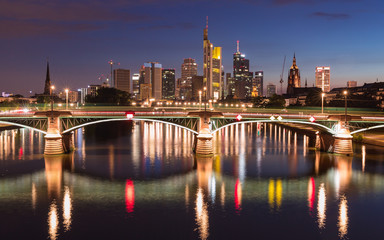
192 76 204 101
287 54 301 95
113 68 130 93
162 69 175 99
180 58 197 100
140 62 162 100
132 73 140 100
253 71 264 97
267 83 276 97
315 66 330 92
233 41 252 99
347 81 357 88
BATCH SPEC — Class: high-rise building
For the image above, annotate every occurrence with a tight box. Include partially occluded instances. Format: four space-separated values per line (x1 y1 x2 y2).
287 54 301 95
347 81 357 88
162 69 175 99
132 73 140 100
233 41 252 99
141 62 162 100
315 66 330 92
253 71 264 97
267 83 276 97
113 69 130 93
43 62 51 95
203 18 222 100
180 58 197 100
192 76 204 101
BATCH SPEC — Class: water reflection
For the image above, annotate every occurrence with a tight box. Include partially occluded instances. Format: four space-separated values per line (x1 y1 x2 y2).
2 123 384 239
338 195 349 238
63 186 72 231
125 179 135 214
317 183 326 229
48 201 59 240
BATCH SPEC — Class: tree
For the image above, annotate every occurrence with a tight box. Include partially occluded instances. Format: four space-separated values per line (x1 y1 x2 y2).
86 87 131 105
251 96 264 107
305 88 323 106
266 94 285 108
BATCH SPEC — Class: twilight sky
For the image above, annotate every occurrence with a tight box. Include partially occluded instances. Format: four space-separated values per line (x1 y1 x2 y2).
0 0 383 96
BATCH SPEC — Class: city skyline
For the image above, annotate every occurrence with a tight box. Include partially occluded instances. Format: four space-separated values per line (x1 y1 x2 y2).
0 0 383 96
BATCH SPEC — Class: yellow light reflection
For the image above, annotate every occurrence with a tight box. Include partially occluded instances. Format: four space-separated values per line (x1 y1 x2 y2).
195 188 209 240
268 179 275 210
185 184 190 209
48 202 59 240
63 186 72 232
317 183 326 229
220 183 225 208
338 195 349 238
275 179 282 209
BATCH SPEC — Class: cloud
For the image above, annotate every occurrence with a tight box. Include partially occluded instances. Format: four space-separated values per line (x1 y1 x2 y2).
0 0 154 38
311 12 350 20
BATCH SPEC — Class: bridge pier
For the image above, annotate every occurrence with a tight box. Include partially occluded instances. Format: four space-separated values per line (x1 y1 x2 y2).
62 132 75 153
316 122 353 155
44 116 64 155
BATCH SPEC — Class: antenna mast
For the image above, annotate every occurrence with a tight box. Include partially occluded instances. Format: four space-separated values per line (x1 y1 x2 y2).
280 56 286 95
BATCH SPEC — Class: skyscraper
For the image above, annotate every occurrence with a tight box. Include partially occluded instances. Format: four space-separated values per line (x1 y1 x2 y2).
233 41 252 99
113 69 130 93
141 62 162 100
253 71 264 97
132 73 140 100
203 18 222 100
162 69 175 99
315 67 330 92
287 54 301 95
43 62 51 95
267 83 277 97
180 58 197 100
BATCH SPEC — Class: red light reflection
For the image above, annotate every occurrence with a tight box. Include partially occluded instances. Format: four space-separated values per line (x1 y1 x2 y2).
125 180 135 213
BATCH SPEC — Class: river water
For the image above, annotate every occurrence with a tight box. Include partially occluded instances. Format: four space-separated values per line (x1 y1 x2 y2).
1 121 384 239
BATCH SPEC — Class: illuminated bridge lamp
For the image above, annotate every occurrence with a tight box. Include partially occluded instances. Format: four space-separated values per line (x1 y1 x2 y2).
309 116 316 122
236 114 242 121
126 112 134 119
277 116 283 121
270 116 275 121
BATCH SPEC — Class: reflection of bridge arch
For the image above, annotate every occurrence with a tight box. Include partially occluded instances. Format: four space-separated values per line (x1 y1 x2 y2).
350 124 384 135
0 120 47 134
211 120 335 135
61 118 199 135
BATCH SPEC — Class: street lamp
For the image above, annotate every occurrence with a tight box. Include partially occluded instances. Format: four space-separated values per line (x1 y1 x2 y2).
343 90 348 125
321 92 325 114
50 85 55 113
203 86 207 112
65 88 69 110
199 90 202 110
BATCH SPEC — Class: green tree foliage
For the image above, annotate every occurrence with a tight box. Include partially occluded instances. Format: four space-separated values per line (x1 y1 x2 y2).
266 94 285 108
251 96 264 107
305 88 323 106
86 87 131 105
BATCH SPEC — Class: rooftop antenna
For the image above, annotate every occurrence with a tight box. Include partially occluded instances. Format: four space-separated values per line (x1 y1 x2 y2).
237 40 240 53
206 16 208 29
279 55 286 95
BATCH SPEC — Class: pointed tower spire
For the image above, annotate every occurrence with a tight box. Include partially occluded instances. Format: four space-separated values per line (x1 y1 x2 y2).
203 16 208 40
44 61 51 95
236 40 240 53
305 78 307 88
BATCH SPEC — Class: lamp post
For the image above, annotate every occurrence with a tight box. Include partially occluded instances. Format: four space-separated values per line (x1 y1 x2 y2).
199 90 202 111
203 86 207 112
50 85 55 113
343 90 348 125
65 89 69 110
321 92 325 114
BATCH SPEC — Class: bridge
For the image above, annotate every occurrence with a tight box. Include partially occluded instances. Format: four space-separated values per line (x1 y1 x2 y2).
1 109 384 155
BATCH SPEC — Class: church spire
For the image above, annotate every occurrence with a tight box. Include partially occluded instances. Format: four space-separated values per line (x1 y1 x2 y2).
44 61 51 95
